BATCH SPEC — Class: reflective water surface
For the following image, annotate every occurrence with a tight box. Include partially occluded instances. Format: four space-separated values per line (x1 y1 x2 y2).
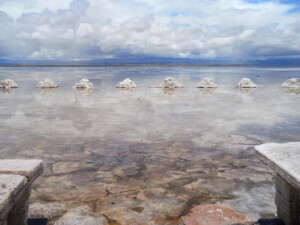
0 67 299 224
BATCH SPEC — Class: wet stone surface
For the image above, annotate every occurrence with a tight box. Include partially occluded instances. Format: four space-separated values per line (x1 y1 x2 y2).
0 67 300 224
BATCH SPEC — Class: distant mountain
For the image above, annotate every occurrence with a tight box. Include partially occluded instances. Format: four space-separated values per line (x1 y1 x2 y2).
0 59 9 64
0 57 299 66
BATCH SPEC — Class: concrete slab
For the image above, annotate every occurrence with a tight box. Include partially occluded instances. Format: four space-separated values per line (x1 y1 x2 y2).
0 159 43 182
254 142 300 189
0 174 27 220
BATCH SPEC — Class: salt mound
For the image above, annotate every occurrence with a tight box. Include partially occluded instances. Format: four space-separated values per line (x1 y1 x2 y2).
236 78 258 88
73 78 94 89
0 79 19 89
281 78 300 88
116 78 137 88
36 79 58 88
197 78 218 88
150 77 183 88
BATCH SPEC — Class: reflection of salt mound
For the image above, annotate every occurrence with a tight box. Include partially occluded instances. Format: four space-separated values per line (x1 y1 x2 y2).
38 87 57 95
0 88 16 94
116 78 137 88
73 78 94 89
0 79 19 89
197 78 218 88
150 77 183 88
198 88 216 95
118 88 135 95
163 87 177 95
281 78 300 88
236 78 258 88
283 88 300 95
75 88 93 96
36 79 58 88
238 87 256 95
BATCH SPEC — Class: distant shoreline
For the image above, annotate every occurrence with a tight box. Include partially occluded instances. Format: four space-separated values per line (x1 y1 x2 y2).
1 64 300 67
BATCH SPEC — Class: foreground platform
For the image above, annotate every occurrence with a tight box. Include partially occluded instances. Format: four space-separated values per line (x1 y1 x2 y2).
255 142 300 225
0 159 43 225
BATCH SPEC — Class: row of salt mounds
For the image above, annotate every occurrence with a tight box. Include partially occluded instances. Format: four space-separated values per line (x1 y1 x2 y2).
116 78 137 88
236 78 258 88
281 78 300 88
36 79 58 88
73 78 94 89
0 79 19 89
196 78 218 88
150 77 183 88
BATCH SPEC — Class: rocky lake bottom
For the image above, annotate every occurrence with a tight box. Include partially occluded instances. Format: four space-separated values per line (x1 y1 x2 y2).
0 66 299 225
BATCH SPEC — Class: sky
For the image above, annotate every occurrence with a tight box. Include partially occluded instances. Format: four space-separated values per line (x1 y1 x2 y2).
0 0 300 61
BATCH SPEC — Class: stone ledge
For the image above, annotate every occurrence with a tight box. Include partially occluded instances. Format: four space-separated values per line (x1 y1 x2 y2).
254 142 300 189
0 159 43 182
0 174 27 220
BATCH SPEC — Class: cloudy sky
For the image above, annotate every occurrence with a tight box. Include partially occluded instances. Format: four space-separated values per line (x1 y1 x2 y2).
0 0 300 61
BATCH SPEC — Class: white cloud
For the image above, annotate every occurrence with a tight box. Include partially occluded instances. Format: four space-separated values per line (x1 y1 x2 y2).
0 0 300 60
0 10 11 22
30 48 63 59
76 23 93 38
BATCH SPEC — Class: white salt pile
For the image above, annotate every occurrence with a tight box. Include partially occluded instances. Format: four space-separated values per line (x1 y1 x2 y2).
236 78 258 88
36 79 58 88
281 78 300 88
73 78 94 89
116 78 137 88
196 78 218 88
0 79 19 89
150 77 183 88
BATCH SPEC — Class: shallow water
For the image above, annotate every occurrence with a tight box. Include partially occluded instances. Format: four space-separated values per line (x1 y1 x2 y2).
0 67 299 224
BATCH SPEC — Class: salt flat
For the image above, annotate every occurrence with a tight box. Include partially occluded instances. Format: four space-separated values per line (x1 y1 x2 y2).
0 66 299 224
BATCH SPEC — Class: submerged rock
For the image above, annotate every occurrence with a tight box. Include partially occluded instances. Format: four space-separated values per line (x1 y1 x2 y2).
116 78 137 88
197 78 218 88
236 78 258 88
182 204 251 225
29 202 66 219
150 77 183 88
281 78 300 88
73 78 94 90
37 79 58 88
54 205 108 225
0 79 19 89
223 186 276 221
